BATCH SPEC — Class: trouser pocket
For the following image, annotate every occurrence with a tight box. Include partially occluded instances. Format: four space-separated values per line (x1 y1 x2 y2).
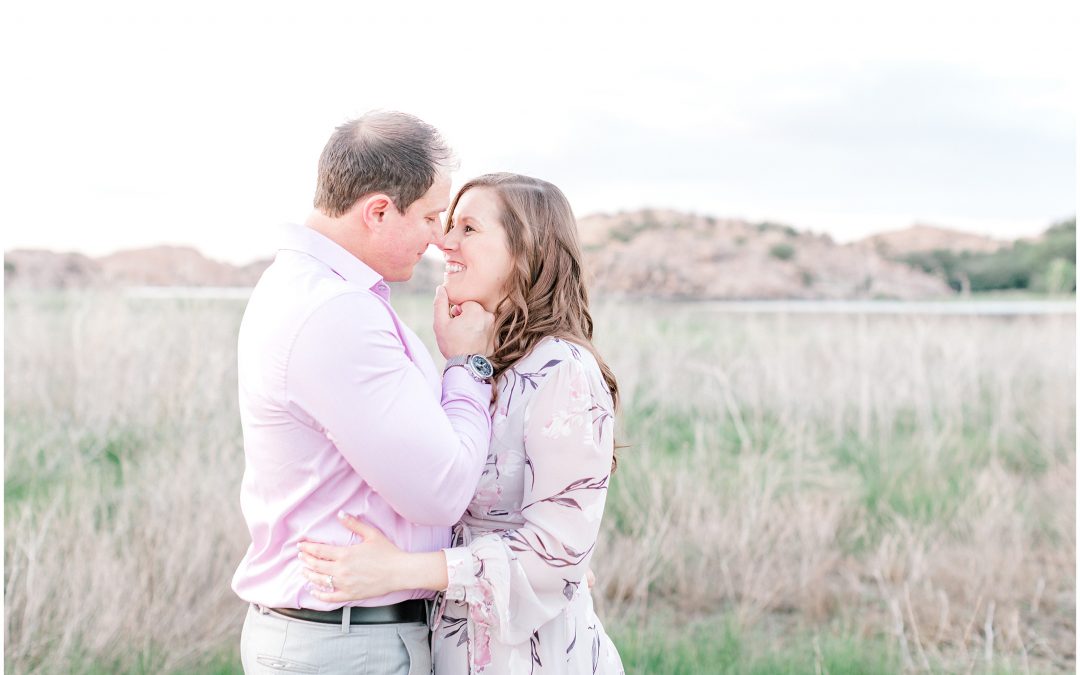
397 623 433 675
241 605 322 674
253 655 319 673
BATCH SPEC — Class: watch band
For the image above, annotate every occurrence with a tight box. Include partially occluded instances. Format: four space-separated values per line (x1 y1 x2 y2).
444 354 494 383
444 355 469 369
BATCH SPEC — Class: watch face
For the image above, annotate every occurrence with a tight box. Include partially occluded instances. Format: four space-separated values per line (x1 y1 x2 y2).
469 354 494 379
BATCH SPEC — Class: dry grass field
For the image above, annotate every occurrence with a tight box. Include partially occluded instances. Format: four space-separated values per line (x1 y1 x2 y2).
4 291 1075 674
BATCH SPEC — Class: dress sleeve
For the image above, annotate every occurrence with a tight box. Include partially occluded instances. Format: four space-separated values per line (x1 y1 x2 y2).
442 355 614 649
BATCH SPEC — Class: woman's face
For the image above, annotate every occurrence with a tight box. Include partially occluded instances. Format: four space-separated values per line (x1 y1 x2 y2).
441 187 515 313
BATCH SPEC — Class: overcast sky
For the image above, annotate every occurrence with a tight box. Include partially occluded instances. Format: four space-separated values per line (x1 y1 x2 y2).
2 0 1075 264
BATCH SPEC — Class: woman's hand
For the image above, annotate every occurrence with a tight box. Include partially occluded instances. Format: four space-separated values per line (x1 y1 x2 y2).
297 512 407 603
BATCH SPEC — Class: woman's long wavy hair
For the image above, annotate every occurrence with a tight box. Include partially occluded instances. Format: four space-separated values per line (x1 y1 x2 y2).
446 173 620 464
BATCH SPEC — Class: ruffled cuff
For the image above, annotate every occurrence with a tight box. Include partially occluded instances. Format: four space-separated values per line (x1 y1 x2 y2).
443 546 474 601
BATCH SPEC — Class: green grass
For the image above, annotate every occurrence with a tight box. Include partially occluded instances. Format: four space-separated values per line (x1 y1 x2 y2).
15 618 902 675
622 403 702 456
18 622 1045 675
617 395 1062 555
5 292 1074 673
18 648 243 675
4 426 149 513
830 433 969 525
611 615 899 675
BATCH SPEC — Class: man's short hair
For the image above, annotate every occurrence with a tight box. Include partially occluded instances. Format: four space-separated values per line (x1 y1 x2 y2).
313 111 454 217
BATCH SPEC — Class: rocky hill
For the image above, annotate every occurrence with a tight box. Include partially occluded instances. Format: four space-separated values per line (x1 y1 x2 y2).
8 212 1019 300
576 210 951 300
3 249 105 290
4 246 269 291
854 224 1008 257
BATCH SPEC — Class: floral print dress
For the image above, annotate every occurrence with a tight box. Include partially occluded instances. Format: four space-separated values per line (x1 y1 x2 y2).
432 337 624 674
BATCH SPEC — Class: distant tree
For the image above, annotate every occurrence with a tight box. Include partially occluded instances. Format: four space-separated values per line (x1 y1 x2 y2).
1035 258 1076 294
896 217 1075 294
962 246 1034 291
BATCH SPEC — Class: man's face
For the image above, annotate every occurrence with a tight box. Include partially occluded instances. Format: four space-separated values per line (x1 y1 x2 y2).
378 171 451 282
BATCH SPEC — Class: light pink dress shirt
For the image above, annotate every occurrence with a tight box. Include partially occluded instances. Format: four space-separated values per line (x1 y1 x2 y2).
231 224 492 610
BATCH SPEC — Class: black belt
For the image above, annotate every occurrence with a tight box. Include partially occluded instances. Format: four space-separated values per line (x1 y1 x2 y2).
270 599 427 625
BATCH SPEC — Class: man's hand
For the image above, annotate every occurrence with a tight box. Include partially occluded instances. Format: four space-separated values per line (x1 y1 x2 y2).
433 285 495 358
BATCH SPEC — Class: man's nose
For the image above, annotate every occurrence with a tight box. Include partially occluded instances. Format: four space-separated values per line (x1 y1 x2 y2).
439 229 457 251
428 221 443 246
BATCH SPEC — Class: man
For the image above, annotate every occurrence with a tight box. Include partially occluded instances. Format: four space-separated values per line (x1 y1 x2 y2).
233 111 496 674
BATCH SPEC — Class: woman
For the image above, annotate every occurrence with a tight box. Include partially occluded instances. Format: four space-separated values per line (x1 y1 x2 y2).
298 173 624 674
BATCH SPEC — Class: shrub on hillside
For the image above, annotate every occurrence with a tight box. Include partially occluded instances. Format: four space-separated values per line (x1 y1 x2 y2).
899 217 1075 293
770 243 796 261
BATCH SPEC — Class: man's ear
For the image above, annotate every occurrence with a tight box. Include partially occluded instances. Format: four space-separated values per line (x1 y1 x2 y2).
357 193 396 231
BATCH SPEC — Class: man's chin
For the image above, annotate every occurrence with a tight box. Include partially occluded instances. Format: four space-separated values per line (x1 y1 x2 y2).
384 266 414 284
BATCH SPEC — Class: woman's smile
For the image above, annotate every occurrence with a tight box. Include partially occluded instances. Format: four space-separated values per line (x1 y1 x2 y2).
440 187 513 313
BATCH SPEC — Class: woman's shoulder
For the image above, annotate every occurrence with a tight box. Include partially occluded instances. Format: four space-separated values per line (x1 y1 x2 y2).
514 336 597 375
496 337 613 417
515 337 611 403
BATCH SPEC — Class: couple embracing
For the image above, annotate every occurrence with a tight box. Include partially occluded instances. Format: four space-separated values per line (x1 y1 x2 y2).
232 111 624 674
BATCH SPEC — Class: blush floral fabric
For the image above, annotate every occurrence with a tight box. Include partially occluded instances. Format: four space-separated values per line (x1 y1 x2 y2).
433 337 624 674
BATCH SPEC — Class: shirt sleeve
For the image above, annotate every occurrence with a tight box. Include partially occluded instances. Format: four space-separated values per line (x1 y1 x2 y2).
442 356 614 648
286 291 491 527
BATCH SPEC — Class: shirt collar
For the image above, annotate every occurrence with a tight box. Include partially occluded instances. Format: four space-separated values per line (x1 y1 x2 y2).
278 224 391 299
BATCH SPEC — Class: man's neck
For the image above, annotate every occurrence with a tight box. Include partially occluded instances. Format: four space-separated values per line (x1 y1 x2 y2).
305 210 371 265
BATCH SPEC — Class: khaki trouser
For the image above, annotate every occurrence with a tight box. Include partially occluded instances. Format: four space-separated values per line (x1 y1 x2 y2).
241 604 432 675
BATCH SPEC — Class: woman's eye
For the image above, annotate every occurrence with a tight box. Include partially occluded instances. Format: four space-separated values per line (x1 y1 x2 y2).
464 225 475 233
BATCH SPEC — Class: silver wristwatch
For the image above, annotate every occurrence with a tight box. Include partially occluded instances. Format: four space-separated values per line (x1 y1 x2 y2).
444 354 495 383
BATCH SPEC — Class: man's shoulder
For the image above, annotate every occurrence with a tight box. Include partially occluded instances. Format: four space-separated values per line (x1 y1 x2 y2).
244 255 392 344
265 251 382 300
